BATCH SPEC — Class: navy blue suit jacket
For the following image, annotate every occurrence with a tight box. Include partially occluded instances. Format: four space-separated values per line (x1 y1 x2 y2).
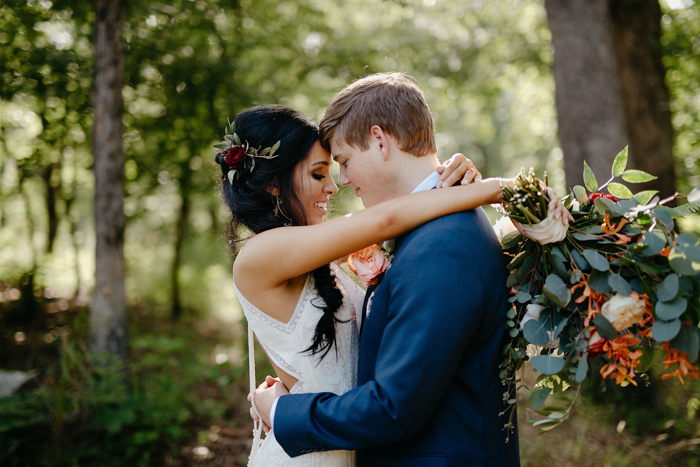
275 208 520 466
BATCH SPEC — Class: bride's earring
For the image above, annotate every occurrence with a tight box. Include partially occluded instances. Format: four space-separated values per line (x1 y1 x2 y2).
274 196 293 226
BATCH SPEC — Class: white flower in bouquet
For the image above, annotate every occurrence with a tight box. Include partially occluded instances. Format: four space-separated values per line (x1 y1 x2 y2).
519 303 559 347
493 216 518 242
601 294 647 331
517 209 568 245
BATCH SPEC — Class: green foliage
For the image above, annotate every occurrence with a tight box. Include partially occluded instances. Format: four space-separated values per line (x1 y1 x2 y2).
0 316 246 466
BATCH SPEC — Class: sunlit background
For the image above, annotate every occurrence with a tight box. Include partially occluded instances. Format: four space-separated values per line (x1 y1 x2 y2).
1 0 700 465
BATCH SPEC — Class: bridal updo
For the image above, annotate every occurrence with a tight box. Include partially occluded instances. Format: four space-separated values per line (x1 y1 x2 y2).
214 105 343 359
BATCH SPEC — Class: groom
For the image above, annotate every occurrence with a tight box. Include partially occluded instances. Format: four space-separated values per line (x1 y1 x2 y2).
254 73 520 466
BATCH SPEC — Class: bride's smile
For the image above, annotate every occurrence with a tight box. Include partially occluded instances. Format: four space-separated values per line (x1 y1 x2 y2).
293 142 337 225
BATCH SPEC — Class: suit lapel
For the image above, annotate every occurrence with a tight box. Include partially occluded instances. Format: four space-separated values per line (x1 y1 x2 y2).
359 284 375 338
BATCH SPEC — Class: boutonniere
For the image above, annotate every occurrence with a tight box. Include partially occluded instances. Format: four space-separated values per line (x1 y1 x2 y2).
347 241 394 288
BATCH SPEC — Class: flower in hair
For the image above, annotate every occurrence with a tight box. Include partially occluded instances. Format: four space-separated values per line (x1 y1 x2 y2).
225 146 246 170
213 119 282 185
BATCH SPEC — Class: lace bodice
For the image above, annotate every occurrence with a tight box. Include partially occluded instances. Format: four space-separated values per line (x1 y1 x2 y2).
234 263 364 467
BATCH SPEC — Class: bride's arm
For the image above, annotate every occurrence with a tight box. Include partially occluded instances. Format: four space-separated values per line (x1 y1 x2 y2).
235 178 512 287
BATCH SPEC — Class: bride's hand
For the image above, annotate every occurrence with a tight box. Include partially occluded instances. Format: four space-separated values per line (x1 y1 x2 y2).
248 375 280 433
511 186 574 241
545 187 574 225
253 377 289 428
435 153 482 189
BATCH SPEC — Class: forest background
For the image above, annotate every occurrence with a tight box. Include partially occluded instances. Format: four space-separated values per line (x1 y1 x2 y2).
1 0 699 465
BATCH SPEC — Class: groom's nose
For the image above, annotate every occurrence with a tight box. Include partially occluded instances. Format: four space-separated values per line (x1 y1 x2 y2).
338 167 351 186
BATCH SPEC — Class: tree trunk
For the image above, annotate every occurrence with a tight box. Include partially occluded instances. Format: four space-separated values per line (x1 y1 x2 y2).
41 163 59 254
171 160 192 321
545 0 628 190
91 0 127 362
610 0 676 198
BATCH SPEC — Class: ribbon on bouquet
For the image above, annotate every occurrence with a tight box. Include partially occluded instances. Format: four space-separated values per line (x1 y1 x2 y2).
248 324 263 466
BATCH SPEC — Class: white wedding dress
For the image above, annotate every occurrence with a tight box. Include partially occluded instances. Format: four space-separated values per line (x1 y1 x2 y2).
234 262 365 467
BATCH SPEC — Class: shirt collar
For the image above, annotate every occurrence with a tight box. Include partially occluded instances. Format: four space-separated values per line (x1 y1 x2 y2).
411 171 441 194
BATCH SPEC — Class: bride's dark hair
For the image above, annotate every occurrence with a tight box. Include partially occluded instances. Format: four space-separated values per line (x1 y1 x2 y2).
214 105 343 359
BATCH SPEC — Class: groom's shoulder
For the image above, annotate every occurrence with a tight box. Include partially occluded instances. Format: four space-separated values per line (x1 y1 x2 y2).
404 207 494 244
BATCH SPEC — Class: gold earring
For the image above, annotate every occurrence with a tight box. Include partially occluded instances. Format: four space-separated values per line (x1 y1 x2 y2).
274 196 293 226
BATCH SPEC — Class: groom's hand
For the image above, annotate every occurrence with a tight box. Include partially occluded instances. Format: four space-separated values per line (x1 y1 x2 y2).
436 153 482 189
253 378 290 428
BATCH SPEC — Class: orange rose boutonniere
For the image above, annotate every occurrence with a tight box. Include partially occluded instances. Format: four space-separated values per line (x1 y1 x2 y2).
348 244 391 288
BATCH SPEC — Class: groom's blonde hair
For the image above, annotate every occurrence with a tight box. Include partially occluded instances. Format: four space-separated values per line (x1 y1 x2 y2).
319 73 437 157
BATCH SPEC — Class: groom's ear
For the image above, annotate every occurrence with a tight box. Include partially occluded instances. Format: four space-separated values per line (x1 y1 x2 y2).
370 125 391 161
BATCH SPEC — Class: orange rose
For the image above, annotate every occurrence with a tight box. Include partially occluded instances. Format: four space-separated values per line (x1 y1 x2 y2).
348 244 389 288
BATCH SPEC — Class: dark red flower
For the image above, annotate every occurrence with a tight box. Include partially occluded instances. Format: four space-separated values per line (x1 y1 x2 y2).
225 146 246 169
589 193 618 203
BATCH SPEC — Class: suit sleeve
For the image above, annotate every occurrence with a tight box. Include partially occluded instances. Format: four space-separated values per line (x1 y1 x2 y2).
274 218 492 456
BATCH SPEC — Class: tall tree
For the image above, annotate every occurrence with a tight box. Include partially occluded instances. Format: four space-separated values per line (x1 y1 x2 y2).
91 0 127 362
545 0 676 197
610 0 676 198
544 0 628 189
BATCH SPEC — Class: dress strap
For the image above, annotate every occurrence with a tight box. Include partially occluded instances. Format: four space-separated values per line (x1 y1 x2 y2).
248 324 263 466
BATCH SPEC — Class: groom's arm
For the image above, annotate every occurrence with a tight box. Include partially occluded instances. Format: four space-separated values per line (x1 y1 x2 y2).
274 214 495 456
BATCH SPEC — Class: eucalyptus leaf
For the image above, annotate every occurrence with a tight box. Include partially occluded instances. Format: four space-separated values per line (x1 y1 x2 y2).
608 274 632 296
553 316 569 339
575 354 589 382
593 314 618 340
676 233 700 247
583 161 598 192
530 387 551 410
594 196 622 217
655 297 688 321
669 244 700 276
571 249 590 271
607 183 633 199
507 250 529 270
582 250 610 271
612 146 628 177
621 170 658 183
515 291 532 304
543 274 570 307
617 198 639 214
213 142 229 149
572 232 598 242
233 133 241 145
584 225 605 235
588 270 612 293
680 276 694 294
657 274 679 302
630 278 643 294
531 355 566 375
501 231 522 250
621 224 643 236
639 231 666 256
227 170 236 185
653 208 674 228
652 319 682 342
671 324 700 363
523 319 551 346
573 185 588 204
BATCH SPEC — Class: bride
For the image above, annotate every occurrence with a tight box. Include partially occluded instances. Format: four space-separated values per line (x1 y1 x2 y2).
215 105 562 466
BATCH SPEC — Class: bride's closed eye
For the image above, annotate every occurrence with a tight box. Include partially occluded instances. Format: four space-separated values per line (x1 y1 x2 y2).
312 173 325 180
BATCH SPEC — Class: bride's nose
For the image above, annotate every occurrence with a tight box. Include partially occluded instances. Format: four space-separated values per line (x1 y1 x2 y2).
325 177 338 195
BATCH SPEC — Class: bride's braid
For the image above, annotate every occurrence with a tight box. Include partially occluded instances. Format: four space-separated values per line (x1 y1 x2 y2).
214 105 344 359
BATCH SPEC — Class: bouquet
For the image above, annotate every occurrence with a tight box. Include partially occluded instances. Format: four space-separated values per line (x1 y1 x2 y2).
499 147 700 437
